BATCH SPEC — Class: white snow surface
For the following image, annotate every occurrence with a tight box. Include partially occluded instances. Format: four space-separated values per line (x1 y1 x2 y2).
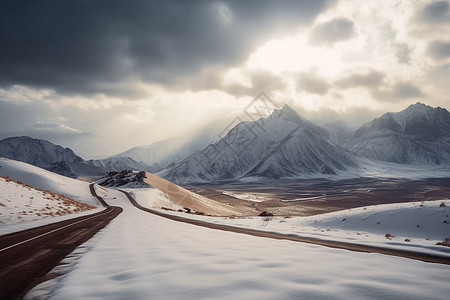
0 177 100 235
28 187 450 299
133 189 450 257
0 158 100 207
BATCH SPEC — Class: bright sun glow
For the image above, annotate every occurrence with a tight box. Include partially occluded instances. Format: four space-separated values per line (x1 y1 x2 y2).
247 34 343 76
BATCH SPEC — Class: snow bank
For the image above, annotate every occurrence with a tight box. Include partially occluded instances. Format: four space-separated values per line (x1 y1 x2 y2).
0 158 100 207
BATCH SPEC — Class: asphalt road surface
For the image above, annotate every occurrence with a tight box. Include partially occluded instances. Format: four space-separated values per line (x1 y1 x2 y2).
0 184 122 299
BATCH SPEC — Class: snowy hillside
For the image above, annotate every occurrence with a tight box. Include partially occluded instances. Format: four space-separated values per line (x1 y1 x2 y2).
0 158 101 207
346 102 450 164
0 136 86 177
0 136 106 177
0 136 82 167
0 136 154 177
0 176 96 229
87 157 153 173
163 104 357 183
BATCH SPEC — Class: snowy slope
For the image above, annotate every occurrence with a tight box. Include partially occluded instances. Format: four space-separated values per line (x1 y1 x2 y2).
0 136 106 177
346 102 450 164
163 104 357 183
87 157 153 173
322 121 353 146
28 188 450 299
301 199 450 241
0 176 96 230
0 136 153 178
0 158 101 207
0 136 82 167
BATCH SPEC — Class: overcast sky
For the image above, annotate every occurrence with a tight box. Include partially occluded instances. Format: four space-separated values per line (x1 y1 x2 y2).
1 0 449 158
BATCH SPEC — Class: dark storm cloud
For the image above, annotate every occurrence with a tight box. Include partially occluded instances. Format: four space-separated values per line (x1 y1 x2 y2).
416 1 450 24
426 40 450 61
309 18 355 46
335 70 423 103
297 73 331 95
335 70 385 88
0 0 333 97
221 70 287 97
371 82 424 102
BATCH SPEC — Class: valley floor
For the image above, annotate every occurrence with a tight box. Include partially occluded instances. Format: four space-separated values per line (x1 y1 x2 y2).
188 177 450 216
27 186 450 299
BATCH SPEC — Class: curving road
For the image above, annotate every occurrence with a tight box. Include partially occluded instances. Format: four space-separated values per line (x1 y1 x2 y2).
118 189 450 266
0 184 122 299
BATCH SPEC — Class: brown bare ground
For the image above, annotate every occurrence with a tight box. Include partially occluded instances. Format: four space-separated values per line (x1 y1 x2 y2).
188 177 450 216
143 172 256 216
0 176 96 216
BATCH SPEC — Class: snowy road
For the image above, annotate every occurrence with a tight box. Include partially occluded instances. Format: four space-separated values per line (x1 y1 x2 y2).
29 187 450 299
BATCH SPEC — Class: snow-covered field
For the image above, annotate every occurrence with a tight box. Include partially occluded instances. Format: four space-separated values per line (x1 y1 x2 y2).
0 158 103 235
0 176 96 229
28 186 450 299
142 197 450 258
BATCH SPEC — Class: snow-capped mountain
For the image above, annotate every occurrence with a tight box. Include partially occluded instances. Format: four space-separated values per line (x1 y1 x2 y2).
113 137 187 170
345 102 450 164
322 121 353 146
0 136 82 167
87 157 153 173
0 136 152 177
112 117 236 169
162 104 357 183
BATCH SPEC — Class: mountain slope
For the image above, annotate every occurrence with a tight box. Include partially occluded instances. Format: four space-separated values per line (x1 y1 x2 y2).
162 105 357 183
0 136 82 167
87 157 153 173
113 137 187 169
112 117 236 169
346 103 450 164
0 136 152 177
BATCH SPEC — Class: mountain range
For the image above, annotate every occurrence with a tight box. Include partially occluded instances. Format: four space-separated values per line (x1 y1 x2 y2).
112 116 237 170
0 102 449 182
0 136 154 178
161 105 357 183
160 102 450 183
345 102 450 164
